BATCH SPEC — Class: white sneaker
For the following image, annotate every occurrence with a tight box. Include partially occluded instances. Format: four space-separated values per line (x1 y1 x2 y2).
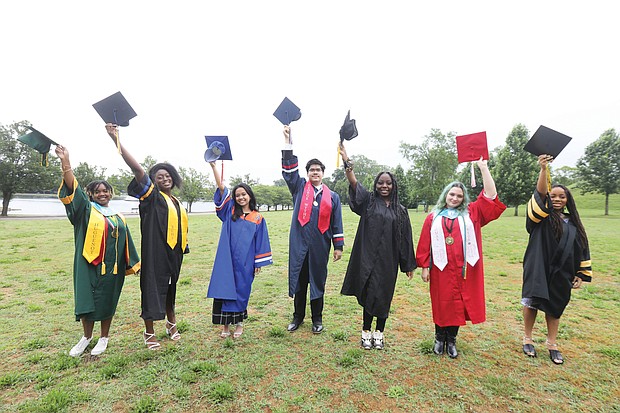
91 337 109 356
372 331 384 350
69 336 92 357
361 330 373 350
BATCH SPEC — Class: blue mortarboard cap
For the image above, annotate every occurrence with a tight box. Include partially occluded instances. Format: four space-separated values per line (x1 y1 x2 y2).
339 110 358 142
273 97 301 125
92 91 137 127
204 136 232 162
523 125 572 158
17 126 58 166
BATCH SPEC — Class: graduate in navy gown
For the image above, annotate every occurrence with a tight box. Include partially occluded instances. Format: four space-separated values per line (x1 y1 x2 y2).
281 125 344 334
206 161 273 338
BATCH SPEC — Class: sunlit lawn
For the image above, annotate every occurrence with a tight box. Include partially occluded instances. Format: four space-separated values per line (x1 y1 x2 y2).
0 193 618 412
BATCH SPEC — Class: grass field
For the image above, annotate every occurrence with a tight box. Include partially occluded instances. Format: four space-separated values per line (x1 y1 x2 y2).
0 193 619 412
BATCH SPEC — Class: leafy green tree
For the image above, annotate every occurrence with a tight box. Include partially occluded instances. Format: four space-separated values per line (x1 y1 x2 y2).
178 167 212 213
230 174 260 187
552 165 579 187
72 162 107 188
576 128 620 215
392 164 417 209
399 129 458 212
106 169 134 196
271 186 292 210
141 155 158 173
0 121 59 216
273 178 286 187
326 155 388 203
253 185 274 210
493 124 538 216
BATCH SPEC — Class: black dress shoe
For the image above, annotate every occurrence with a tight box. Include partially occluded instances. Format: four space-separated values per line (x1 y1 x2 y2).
433 337 445 355
446 338 458 358
287 320 303 332
312 323 323 334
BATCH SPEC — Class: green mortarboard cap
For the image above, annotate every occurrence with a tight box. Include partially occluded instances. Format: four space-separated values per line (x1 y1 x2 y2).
17 126 58 166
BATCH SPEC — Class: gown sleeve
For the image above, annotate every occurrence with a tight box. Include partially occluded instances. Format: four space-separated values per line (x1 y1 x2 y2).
254 216 273 268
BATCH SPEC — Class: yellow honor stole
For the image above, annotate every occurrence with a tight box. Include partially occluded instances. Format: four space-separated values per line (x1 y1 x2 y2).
161 192 188 251
83 208 127 275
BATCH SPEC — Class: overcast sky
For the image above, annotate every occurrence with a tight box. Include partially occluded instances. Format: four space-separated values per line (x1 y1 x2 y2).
2 1 618 185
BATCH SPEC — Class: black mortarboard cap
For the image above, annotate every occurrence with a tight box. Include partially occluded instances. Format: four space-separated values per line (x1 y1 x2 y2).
523 125 572 158
92 91 137 127
204 136 232 162
339 110 358 142
17 126 58 166
273 97 301 125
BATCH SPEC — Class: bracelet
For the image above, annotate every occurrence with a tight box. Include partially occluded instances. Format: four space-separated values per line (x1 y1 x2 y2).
343 159 354 172
62 166 72 173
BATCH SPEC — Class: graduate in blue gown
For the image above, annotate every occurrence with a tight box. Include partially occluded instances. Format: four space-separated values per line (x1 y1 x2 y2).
206 161 273 339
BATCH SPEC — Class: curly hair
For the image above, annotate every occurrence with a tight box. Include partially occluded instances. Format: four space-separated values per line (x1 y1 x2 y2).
85 180 114 204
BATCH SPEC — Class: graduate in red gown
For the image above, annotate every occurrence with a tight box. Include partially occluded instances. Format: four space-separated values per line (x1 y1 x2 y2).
416 158 505 358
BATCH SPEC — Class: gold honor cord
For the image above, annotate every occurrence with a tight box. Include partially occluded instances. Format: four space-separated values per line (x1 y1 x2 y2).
547 167 552 193
336 144 340 168
115 128 122 155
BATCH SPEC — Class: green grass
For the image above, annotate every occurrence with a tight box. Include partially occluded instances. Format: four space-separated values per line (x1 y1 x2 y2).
0 193 619 412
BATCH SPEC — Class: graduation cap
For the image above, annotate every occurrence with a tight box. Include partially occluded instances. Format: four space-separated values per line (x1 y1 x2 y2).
456 131 489 163
339 110 358 143
204 136 232 162
17 126 58 166
455 131 489 187
273 97 301 126
92 91 137 127
523 125 572 158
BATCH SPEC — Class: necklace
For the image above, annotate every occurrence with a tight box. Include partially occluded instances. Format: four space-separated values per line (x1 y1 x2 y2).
443 216 455 245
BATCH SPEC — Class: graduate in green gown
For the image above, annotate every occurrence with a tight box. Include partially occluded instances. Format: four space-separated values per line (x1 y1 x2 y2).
56 145 140 357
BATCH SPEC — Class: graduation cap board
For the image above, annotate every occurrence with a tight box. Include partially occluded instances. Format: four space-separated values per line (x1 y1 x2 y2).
93 91 137 154
455 131 488 187
204 136 232 180
523 125 573 192
523 125 572 159
273 97 301 144
337 110 358 167
17 126 58 166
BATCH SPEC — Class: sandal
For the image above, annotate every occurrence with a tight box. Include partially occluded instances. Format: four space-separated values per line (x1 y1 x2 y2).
220 326 231 338
233 323 244 339
143 331 161 350
166 321 181 341
522 336 537 357
546 340 564 365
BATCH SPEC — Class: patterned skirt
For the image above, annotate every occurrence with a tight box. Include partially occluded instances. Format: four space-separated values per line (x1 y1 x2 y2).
212 299 248 325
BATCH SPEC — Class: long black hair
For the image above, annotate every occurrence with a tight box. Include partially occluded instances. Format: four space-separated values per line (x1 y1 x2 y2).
149 163 183 190
231 183 257 221
549 184 589 248
85 180 114 204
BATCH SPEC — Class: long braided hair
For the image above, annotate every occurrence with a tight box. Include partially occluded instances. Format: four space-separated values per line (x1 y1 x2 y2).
549 184 589 249
369 172 407 243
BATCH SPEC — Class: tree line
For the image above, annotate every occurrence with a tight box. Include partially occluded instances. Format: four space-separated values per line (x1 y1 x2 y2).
2 121 619 216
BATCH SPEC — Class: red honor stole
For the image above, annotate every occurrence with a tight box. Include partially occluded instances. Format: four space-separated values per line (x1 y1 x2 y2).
298 182 332 234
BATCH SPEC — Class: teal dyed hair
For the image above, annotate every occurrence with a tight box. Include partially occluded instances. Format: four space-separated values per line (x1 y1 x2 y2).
431 181 470 214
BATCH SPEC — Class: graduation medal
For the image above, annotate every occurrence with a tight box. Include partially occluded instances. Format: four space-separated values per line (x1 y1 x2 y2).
445 236 454 245
443 216 455 245
313 201 318 207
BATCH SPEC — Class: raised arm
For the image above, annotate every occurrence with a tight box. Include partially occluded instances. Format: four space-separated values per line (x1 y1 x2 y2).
105 123 146 182
476 157 497 198
209 161 225 194
339 142 357 191
55 145 75 192
536 154 552 196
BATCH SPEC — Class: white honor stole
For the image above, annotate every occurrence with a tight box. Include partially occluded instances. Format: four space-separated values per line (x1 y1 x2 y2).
430 212 479 272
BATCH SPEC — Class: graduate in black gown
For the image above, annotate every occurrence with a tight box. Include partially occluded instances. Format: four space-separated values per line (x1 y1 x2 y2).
106 124 189 350
521 154 592 364
339 142 416 350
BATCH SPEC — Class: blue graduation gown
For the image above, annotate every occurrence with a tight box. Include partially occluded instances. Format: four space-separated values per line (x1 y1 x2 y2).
282 152 345 300
207 187 273 312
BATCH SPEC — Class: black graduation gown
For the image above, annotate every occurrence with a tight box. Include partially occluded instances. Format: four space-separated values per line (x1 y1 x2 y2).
128 176 187 320
340 183 416 319
522 190 592 318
